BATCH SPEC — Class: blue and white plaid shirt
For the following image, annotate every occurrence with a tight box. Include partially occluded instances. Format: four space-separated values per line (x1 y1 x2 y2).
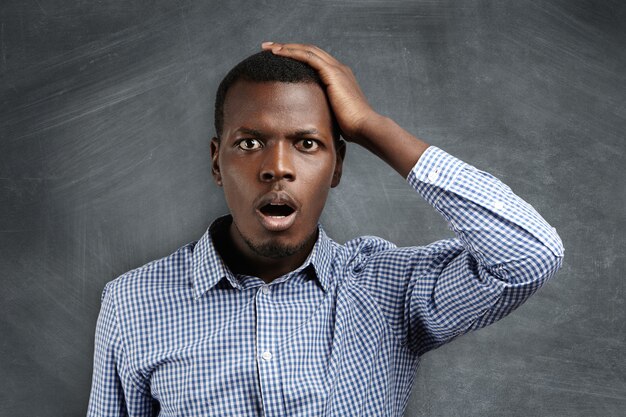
87 146 564 416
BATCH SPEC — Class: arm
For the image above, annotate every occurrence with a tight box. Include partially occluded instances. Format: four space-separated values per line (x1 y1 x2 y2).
343 145 564 354
264 42 564 354
87 282 156 416
403 145 564 353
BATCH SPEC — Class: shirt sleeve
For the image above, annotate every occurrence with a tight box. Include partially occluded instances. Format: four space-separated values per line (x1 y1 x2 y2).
401 145 565 355
87 282 156 417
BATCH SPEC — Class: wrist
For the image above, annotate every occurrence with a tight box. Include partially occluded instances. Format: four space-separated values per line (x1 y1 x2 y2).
353 111 388 145
351 113 430 178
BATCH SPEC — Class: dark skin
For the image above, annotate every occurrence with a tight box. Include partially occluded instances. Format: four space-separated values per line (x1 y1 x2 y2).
211 81 344 281
211 42 430 282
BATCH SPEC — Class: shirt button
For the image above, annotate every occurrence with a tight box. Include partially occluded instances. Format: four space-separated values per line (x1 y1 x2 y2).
493 200 505 210
261 351 273 361
261 285 270 295
427 169 440 183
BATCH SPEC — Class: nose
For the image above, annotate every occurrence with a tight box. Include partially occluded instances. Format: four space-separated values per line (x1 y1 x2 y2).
259 141 295 182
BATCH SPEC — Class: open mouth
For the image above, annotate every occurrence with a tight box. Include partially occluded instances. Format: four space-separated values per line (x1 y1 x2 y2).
256 197 298 232
259 203 295 217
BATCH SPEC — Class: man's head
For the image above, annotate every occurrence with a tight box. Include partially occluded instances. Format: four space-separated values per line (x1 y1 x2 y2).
210 51 346 265
214 51 340 142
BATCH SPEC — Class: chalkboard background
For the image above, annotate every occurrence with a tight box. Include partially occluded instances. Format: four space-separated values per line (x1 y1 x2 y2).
1 1 624 416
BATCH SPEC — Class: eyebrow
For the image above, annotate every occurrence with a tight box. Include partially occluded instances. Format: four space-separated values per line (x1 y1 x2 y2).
235 127 264 137
291 129 323 137
235 127 327 139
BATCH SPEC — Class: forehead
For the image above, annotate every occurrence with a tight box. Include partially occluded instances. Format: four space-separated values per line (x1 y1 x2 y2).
222 81 333 134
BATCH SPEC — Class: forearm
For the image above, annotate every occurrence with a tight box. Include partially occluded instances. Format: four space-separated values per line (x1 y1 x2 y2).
409 146 564 276
356 112 430 178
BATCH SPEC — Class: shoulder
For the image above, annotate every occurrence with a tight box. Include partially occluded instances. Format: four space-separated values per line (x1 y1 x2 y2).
339 234 463 274
101 241 197 304
343 234 396 255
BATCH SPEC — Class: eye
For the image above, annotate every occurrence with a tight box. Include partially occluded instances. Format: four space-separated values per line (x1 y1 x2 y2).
237 138 263 151
295 139 320 152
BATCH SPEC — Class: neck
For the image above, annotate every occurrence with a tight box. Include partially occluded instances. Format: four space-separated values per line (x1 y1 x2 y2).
213 218 316 283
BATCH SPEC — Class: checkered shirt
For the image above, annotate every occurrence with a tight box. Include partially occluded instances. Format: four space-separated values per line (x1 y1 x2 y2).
87 146 564 416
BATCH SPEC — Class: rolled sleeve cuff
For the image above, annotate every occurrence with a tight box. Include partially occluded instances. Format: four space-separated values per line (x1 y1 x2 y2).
407 146 468 207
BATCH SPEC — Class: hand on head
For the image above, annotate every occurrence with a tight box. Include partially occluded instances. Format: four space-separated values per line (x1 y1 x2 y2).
261 42 377 146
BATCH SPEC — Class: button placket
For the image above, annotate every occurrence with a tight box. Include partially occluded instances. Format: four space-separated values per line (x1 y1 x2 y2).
255 287 274 365
254 283 283 415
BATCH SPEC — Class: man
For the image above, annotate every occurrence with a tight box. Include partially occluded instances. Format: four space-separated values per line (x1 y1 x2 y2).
87 42 564 416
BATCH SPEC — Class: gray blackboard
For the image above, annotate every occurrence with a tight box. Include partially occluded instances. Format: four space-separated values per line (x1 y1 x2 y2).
1 1 624 416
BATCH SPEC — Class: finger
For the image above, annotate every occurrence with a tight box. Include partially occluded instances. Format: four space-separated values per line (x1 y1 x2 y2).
305 44 341 66
274 42 341 66
268 45 332 73
262 42 338 67
261 41 276 49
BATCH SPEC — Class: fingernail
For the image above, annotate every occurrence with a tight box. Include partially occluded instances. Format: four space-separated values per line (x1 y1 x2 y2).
261 41 274 46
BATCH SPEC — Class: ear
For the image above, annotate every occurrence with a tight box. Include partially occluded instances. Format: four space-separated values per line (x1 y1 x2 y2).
331 140 346 188
210 137 222 187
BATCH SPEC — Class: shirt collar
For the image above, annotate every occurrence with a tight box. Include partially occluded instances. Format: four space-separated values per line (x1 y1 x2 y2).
191 215 334 299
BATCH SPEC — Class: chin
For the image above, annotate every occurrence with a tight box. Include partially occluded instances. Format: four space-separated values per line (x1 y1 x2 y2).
241 225 318 260
247 241 305 259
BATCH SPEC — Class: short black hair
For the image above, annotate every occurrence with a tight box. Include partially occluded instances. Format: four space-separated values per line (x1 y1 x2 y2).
214 50 339 141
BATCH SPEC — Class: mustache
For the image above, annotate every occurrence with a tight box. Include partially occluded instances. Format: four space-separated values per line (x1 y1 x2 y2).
254 190 300 211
